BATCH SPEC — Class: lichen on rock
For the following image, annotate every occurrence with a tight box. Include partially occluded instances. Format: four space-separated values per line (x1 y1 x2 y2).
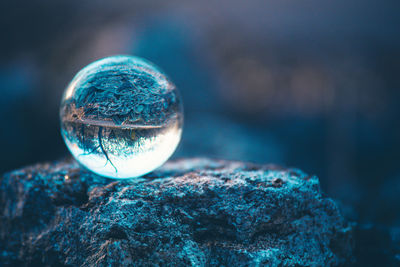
0 158 352 266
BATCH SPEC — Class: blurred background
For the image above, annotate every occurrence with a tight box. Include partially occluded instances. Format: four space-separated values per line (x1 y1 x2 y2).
0 0 399 263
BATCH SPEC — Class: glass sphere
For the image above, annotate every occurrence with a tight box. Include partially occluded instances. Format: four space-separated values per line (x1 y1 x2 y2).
60 55 183 179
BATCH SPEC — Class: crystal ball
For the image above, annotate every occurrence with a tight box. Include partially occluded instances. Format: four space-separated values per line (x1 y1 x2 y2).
60 55 183 179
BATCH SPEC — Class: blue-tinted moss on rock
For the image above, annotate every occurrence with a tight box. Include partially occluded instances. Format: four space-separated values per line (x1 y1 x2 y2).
0 158 352 266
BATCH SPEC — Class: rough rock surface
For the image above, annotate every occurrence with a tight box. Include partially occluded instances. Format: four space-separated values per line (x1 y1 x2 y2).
0 158 352 266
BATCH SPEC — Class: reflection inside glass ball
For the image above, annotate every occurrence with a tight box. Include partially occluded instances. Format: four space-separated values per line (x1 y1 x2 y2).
60 55 183 179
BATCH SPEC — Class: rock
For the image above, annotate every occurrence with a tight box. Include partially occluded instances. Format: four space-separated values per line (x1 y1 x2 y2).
0 158 352 266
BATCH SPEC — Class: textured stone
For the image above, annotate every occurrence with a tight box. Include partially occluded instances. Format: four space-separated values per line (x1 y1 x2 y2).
0 158 352 266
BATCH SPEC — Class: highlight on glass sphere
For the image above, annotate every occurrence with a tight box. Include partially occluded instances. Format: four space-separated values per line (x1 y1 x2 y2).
60 55 183 179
